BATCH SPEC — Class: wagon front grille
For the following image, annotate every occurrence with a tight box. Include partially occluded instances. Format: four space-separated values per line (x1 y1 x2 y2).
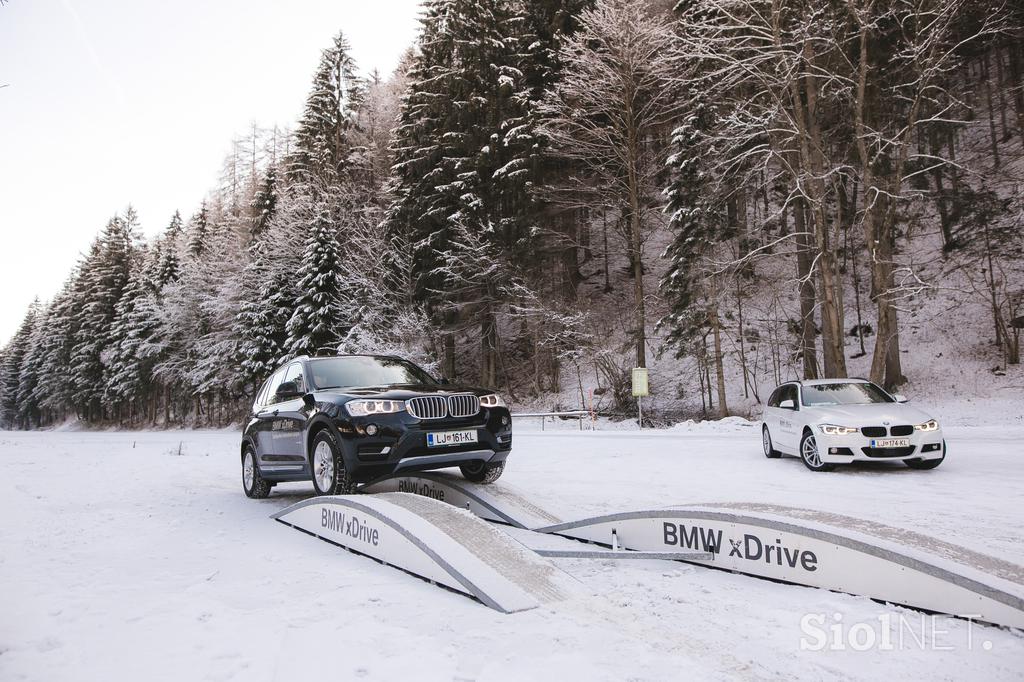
861 426 887 438
406 396 447 420
862 446 916 458
890 425 913 436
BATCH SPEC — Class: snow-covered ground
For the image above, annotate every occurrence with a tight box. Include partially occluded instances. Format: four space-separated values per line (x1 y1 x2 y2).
1 426 1022 681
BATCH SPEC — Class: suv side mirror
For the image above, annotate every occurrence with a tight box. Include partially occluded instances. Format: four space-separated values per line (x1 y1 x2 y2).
779 399 795 409
893 393 908 403
276 381 301 400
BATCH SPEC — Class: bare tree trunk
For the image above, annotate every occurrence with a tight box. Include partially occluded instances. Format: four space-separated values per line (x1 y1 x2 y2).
928 118 954 249
443 332 456 380
983 217 1003 347
871 193 906 389
736 278 750 398
602 212 611 292
995 47 1009 140
707 281 728 418
850 224 867 357
1007 40 1024 137
983 54 1001 168
795 40 846 377
793 199 819 379
479 304 499 388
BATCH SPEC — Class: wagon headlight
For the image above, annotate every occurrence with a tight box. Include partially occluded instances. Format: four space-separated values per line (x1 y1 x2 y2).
480 394 506 408
818 424 858 435
345 400 406 417
914 419 939 432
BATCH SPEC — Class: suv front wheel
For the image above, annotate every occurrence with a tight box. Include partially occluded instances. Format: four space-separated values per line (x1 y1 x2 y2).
310 430 355 495
460 460 504 484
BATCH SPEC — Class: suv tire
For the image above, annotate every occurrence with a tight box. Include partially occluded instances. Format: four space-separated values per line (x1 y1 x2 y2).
242 446 272 499
460 460 504 484
310 430 355 495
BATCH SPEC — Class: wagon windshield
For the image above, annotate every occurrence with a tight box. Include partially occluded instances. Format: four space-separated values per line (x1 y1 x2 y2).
309 356 437 389
801 382 894 406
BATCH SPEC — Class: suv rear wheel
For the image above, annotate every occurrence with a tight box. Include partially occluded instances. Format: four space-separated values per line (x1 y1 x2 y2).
311 430 355 495
242 447 272 499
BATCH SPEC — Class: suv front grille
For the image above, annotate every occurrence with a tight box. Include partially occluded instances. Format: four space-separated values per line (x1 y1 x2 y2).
861 426 887 438
447 394 480 418
406 396 447 420
405 394 480 420
890 425 913 436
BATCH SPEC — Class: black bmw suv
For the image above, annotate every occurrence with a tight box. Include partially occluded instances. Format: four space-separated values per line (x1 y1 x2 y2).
240 354 512 498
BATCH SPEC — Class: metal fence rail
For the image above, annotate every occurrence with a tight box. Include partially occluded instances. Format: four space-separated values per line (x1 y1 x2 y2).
510 410 594 430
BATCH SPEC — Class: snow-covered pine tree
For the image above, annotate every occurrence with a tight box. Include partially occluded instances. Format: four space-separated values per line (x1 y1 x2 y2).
658 98 733 416
1 300 40 428
284 201 350 358
68 209 142 420
32 274 81 420
234 185 311 387
104 257 154 420
660 100 721 347
386 0 544 384
249 166 278 240
16 301 49 428
288 31 365 188
186 202 210 258
153 211 184 290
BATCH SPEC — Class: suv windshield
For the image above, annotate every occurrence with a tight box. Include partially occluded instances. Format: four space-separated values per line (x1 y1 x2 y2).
801 382 894 406
309 356 437 389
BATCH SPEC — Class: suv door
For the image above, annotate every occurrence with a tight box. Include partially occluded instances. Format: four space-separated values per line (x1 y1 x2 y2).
273 362 310 462
254 368 287 462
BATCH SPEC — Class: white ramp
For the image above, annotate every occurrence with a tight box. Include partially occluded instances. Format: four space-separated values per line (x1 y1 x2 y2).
537 503 1024 628
362 472 562 530
273 492 573 613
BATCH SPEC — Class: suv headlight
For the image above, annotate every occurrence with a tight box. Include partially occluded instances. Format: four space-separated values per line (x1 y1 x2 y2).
914 419 939 432
345 400 406 417
819 424 858 435
480 394 506 408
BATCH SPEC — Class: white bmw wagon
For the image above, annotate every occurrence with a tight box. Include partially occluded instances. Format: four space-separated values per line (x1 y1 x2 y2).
762 378 945 472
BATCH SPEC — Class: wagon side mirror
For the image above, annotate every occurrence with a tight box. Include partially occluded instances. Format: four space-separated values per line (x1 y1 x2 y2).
893 393 908 403
779 399 795 410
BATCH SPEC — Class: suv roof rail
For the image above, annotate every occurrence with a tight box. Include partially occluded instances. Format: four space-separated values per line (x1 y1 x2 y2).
277 355 309 368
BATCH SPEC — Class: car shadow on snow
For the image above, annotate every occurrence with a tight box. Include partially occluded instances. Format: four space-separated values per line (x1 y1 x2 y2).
773 457 933 475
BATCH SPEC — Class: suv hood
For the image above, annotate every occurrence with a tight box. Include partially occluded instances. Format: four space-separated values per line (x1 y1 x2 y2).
319 384 491 400
806 402 933 425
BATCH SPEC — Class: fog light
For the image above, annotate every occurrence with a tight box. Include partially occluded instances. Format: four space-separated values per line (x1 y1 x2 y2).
829 447 838 454
365 424 378 436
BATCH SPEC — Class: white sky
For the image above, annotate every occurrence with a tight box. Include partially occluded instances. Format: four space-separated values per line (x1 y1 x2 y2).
0 0 423 345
